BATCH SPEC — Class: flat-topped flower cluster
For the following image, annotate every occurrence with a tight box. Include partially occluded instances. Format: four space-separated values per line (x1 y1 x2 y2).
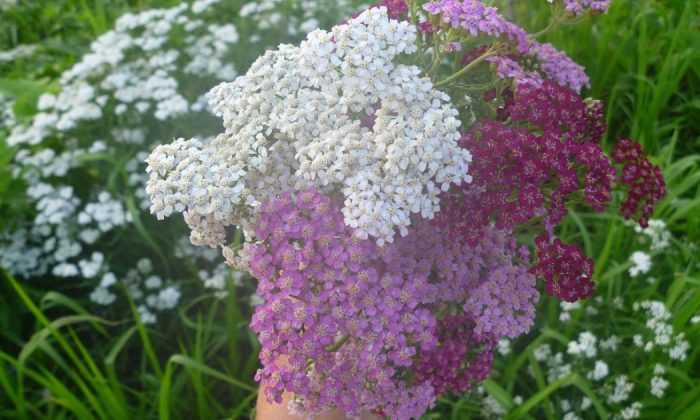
145 1 665 418
148 7 472 246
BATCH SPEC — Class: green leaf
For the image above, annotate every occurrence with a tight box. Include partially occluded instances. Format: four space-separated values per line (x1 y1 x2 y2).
505 374 577 419
482 379 514 411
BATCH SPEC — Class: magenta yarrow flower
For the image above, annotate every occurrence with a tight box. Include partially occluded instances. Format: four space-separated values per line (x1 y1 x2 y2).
560 0 611 16
375 0 408 18
414 314 497 395
464 265 539 338
423 0 530 53
487 55 543 88
532 41 590 92
508 81 606 143
486 42 590 93
612 139 666 228
436 82 615 246
531 235 595 302
250 189 537 418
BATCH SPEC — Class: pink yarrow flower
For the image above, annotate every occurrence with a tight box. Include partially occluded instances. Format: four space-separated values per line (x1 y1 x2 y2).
423 0 530 53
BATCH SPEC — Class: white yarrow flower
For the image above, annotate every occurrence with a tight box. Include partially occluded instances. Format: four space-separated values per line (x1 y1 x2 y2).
146 7 473 250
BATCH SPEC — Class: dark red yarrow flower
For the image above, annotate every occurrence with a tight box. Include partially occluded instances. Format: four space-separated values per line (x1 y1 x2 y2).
612 139 666 228
573 141 616 211
583 98 606 143
509 81 607 143
418 21 436 33
376 0 408 18
530 235 595 302
435 81 614 245
346 0 407 23
413 314 497 396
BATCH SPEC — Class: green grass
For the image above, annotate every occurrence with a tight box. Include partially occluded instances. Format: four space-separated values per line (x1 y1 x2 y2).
0 270 260 419
1 0 699 419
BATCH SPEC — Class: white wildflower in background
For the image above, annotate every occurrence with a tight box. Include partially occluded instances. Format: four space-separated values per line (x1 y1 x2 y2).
146 286 181 310
137 258 153 275
628 251 651 277
563 411 581 420
497 339 511 356
29 184 80 226
608 375 634 404
559 301 580 322
546 352 573 383
78 252 105 278
567 332 597 358
0 44 36 61
78 192 131 232
633 219 671 251
587 360 609 381
613 296 624 310
137 305 157 324
649 363 669 398
52 262 79 277
199 262 245 298
100 272 117 288
239 0 353 39
534 343 552 361
669 333 690 361
599 335 620 352
585 305 599 316
0 94 16 131
91 272 119 306
144 275 162 289
90 287 117 306
561 399 572 412
527 294 690 419
2 1 241 275
650 375 669 398
477 386 507 417
632 334 644 348
632 300 689 360
618 402 642 420
653 364 665 375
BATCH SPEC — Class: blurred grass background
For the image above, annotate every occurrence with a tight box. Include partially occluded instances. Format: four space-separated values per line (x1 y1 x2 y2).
1 0 699 418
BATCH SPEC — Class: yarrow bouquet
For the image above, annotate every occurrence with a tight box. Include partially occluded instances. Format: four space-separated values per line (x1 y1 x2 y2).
146 1 665 418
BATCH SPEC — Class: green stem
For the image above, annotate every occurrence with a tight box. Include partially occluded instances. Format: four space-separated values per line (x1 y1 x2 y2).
434 47 496 88
529 4 586 39
427 31 443 77
325 334 350 352
409 0 418 27
529 21 558 39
